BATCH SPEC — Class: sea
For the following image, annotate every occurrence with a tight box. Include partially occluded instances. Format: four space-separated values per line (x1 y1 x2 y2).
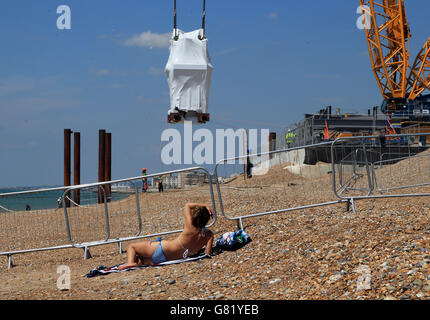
0 187 131 212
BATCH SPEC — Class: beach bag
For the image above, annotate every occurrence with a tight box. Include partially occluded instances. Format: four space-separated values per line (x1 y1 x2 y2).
215 230 251 251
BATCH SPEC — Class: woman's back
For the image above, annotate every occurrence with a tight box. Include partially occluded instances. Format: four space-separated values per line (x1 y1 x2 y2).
162 227 211 260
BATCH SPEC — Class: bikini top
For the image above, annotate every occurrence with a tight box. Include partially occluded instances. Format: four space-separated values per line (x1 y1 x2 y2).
178 228 208 259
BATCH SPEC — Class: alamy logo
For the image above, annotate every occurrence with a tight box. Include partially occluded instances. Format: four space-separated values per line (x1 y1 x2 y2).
161 122 270 174
357 5 371 30
356 265 372 291
57 265 71 290
57 5 71 30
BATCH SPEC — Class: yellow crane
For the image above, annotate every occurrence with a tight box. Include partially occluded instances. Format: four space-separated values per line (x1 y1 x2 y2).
359 0 430 113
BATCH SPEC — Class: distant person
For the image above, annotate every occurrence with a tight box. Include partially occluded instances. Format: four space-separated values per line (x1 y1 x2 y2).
57 197 63 209
419 135 427 147
118 203 214 270
246 149 253 179
25 204 31 211
379 134 386 147
158 180 164 193
286 129 296 147
141 168 147 192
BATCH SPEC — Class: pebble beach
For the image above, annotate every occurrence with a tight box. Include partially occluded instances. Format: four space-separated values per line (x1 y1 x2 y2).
1 159 430 301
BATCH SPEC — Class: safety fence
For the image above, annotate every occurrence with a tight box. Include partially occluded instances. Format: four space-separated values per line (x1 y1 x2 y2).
212 133 430 227
0 187 74 268
330 133 430 211
62 167 216 255
1 133 430 268
0 167 216 268
213 142 346 229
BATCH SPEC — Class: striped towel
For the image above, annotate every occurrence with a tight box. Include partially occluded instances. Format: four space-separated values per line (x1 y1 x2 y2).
86 254 211 278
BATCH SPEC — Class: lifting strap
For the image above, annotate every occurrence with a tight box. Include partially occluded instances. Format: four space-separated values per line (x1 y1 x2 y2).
174 0 206 41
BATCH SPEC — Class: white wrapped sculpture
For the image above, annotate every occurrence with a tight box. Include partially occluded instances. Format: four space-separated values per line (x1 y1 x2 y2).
165 0 213 124
165 28 213 124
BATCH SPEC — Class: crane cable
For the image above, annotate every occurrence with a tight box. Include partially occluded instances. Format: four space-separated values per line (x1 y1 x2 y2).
174 0 178 40
173 0 206 41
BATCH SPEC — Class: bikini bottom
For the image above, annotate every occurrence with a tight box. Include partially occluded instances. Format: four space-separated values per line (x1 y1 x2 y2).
151 239 168 265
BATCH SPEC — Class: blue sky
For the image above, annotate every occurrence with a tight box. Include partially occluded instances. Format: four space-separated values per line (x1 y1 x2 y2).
0 0 429 188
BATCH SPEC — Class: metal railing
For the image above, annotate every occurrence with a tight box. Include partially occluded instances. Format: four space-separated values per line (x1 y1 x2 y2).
2 133 430 269
1 167 217 268
331 140 374 198
331 133 430 211
213 142 346 229
61 167 217 257
371 153 430 192
0 186 75 268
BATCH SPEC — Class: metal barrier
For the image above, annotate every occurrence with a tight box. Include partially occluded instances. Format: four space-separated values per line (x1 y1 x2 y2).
331 133 430 211
213 142 347 229
372 152 430 192
62 167 217 258
0 186 74 268
2 133 430 269
1 167 217 268
214 133 430 227
331 140 374 199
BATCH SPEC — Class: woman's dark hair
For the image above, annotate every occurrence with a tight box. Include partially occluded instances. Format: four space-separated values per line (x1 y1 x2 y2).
191 206 210 229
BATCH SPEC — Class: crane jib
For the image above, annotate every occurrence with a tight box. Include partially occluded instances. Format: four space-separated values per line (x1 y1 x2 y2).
359 0 430 105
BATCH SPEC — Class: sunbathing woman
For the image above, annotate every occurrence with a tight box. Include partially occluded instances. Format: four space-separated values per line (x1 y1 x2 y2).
118 203 214 270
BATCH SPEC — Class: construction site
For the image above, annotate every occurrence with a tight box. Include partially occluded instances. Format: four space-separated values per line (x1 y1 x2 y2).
1 0 430 303
314 1 428 144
